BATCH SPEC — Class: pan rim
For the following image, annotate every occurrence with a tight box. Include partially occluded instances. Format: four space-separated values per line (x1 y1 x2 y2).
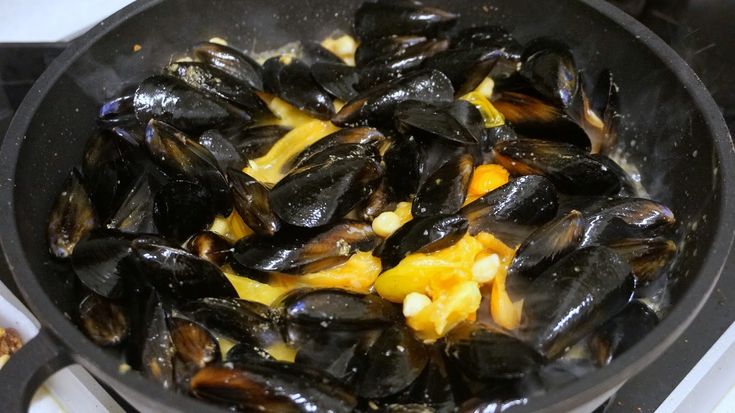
1 0 733 412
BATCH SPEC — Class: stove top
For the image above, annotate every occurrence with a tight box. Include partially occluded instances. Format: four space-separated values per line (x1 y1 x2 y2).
0 1 733 412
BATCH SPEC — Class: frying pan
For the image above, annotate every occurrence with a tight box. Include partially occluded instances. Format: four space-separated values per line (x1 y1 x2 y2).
0 0 732 412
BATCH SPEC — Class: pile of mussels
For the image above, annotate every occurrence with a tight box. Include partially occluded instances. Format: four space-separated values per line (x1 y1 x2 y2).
47 1 678 412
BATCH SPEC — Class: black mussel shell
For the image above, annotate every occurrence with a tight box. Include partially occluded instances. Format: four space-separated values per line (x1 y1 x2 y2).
198 129 246 171
48 169 98 259
378 214 468 270
145 119 232 215
459 175 558 244
491 91 591 150
444 323 543 381
453 25 522 56
356 39 450 90
134 75 251 135
494 139 622 196
605 237 677 282
395 100 479 146
522 246 636 359
301 41 344 65
481 125 518 155
190 360 357 413
192 42 264 91
269 156 382 228
354 0 458 40
355 35 427 67
168 317 220 368
292 127 386 169
590 154 636 196
129 290 175 388
71 229 135 299
294 143 381 171
131 239 236 300
231 124 292 160
98 94 137 127
293 329 378 382
423 47 505 96
360 179 394 220
181 297 283 349
233 221 379 274
389 348 455 413
520 38 578 109
447 100 486 145
263 57 335 119
184 231 233 266
412 152 474 217
82 128 143 220
588 300 659 367
578 197 676 246
106 172 158 235
509 210 585 283
333 69 454 127
280 288 400 329
78 293 129 346
164 61 271 119
311 62 360 102
351 325 429 398
228 168 281 236
225 342 275 364
384 136 426 202
153 180 216 243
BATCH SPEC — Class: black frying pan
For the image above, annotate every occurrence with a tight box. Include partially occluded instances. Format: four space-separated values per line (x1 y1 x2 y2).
0 0 733 412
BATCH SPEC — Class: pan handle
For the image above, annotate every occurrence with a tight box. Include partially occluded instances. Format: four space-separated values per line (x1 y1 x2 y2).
0 327 73 412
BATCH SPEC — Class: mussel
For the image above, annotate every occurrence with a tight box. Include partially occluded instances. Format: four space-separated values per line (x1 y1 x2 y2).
422 47 505 96
356 39 451 90
412 152 474 217
578 197 677 246
378 214 468 270
605 237 677 282
395 100 481 146
48 169 98 259
228 169 281 236
192 41 264 91
152 180 216 243
522 246 636 359
354 35 429 67
78 293 129 346
291 127 386 169
354 0 458 40
106 172 158 234
383 136 426 201
230 124 292 160
311 62 360 102
280 288 400 329
588 301 659 367
233 221 379 274
168 317 220 368
263 57 335 119
519 38 578 109
184 231 233 266
494 139 622 196
71 229 136 298
198 129 247 171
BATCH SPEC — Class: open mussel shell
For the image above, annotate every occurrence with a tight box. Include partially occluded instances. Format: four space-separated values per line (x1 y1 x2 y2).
228 169 281 236
291 127 386 170
126 289 175 388
280 288 401 330
78 293 129 347
71 229 136 299
481 125 518 155
294 143 381 171
152 180 216 243
519 38 578 109
356 38 451 90
225 342 275 364
294 330 377 382
269 156 382 228
134 75 252 135
423 47 505 97
98 94 137 127
494 139 622 196
509 210 585 283
459 175 558 244
386 348 455 412
412 152 474 217
168 317 220 368
577 197 677 246
378 214 468 270
232 221 379 274
354 35 428 67
588 300 658 367
164 61 271 119
184 231 233 266
605 237 677 282
354 0 458 40
360 179 394 221
395 100 480 146
263 57 335 119
521 246 637 359
301 41 344 65
145 119 232 215
333 69 454 127
190 360 357 413
106 172 158 235
130 239 237 300
350 325 429 398
231 124 292 160
444 323 544 381
311 62 360 102
191 41 264 91
181 297 283 350
491 91 591 150
48 169 98 259
198 129 246 172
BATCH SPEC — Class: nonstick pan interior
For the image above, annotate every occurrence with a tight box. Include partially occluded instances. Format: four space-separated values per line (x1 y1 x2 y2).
1 0 732 412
